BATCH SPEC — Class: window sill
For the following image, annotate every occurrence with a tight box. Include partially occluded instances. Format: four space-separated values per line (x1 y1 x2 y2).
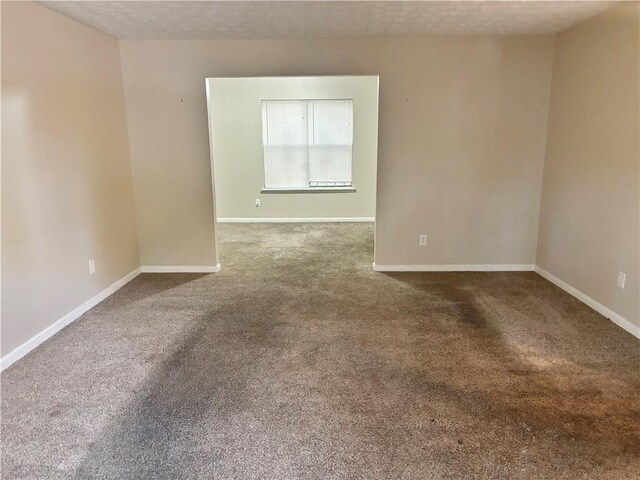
261 187 356 194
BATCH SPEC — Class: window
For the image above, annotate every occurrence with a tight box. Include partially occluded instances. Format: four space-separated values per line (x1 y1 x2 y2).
261 99 353 191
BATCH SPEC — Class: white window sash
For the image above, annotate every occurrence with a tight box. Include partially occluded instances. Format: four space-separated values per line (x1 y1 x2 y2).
262 99 353 190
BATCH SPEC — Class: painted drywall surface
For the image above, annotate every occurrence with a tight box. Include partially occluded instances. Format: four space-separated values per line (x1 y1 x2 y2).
209 76 378 219
1 2 139 354
537 3 640 327
119 35 554 266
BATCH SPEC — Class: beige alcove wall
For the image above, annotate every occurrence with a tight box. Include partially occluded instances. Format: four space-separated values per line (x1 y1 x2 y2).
206 76 379 221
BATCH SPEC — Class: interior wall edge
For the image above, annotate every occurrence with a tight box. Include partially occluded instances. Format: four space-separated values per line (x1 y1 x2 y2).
139 265 221 273
216 217 375 223
1 1 142 354
534 266 640 339
372 263 535 272
119 35 555 267
0 268 142 372
117 38 144 267
534 2 640 328
533 32 559 265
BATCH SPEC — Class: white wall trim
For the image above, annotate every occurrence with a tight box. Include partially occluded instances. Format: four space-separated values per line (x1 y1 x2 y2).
0 267 142 372
217 217 374 223
534 266 640 339
140 264 221 273
373 263 535 272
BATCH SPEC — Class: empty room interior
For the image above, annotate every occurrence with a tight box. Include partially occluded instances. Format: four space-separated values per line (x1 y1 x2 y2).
1 1 639 478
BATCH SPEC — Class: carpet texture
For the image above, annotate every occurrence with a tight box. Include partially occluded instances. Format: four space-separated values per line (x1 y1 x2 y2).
1 223 639 479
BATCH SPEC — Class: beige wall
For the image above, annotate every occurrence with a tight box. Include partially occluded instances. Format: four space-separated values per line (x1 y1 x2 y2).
1 2 139 354
537 3 640 327
120 35 555 267
3 3 636 358
208 76 378 220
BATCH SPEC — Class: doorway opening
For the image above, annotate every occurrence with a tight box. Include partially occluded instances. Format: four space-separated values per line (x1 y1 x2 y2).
205 76 379 270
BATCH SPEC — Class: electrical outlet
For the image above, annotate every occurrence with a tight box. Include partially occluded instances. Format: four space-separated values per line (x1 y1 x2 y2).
419 234 428 246
88 259 96 275
617 271 626 289
255 199 261 208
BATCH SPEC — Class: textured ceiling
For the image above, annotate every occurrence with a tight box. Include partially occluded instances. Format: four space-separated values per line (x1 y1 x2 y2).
40 1 618 39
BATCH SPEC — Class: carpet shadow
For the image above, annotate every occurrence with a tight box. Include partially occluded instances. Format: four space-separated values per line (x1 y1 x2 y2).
374 271 640 463
382 271 489 328
108 273 211 305
73 287 292 478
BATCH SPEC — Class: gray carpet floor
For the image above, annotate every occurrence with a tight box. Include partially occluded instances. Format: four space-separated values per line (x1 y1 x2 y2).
1 223 639 479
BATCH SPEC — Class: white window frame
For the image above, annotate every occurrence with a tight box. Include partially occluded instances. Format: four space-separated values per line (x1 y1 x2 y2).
260 99 355 194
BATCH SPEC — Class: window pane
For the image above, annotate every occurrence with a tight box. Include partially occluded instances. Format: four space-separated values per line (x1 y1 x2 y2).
262 101 307 146
308 145 352 185
308 100 353 186
264 145 308 188
261 99 353 190
311 100 352 146
262 101 309 188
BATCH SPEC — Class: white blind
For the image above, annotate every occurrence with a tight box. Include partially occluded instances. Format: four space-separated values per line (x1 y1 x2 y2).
262 99 353 189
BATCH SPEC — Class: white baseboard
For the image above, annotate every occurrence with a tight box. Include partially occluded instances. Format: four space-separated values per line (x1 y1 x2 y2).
217 217 374 223
534 266 639 339
140 264 220 273
0 267 142 372
373 263 535 272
